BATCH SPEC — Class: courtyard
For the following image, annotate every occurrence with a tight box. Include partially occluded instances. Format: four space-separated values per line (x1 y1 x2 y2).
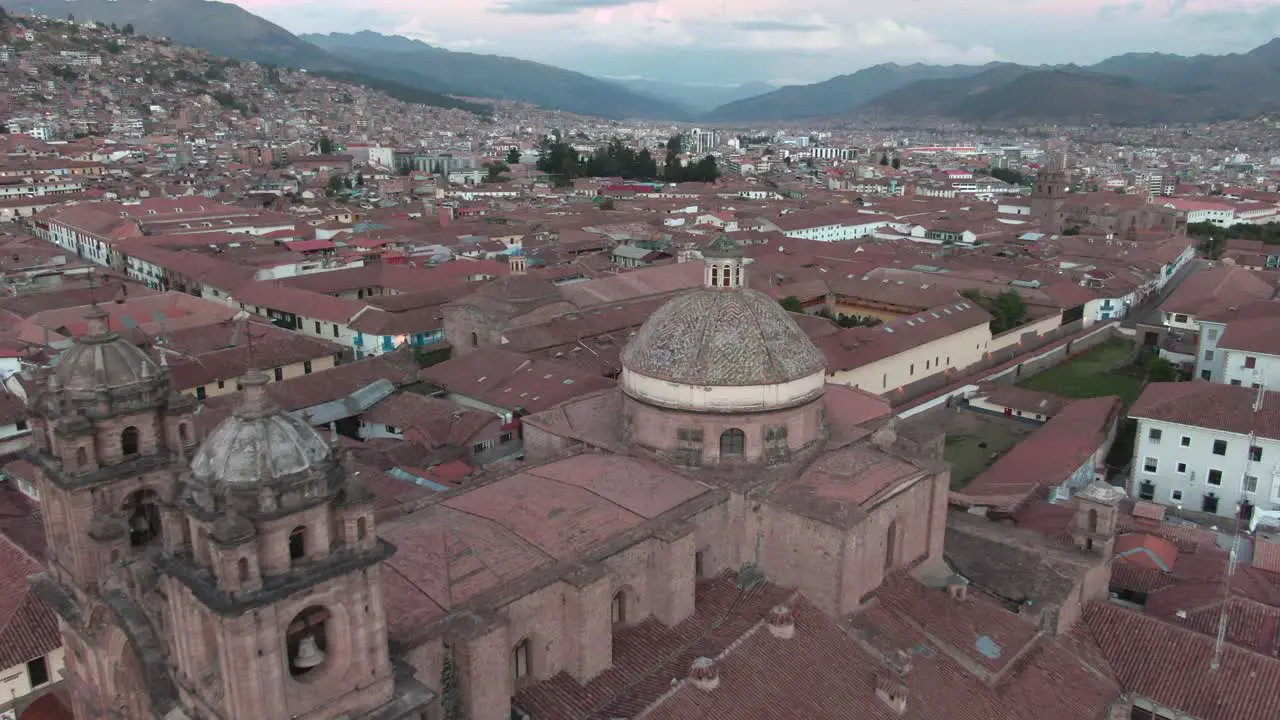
934 412 1035 490
1017 338 1145 405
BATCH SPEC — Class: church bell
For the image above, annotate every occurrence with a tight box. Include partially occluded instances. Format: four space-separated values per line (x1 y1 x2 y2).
292 634 325 670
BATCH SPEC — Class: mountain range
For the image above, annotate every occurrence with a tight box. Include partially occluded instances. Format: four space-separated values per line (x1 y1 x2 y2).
13 0 1280 124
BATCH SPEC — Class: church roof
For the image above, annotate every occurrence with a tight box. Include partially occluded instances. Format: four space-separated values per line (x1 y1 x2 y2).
622 288 825 387
189 371 332 487
52 307 160 394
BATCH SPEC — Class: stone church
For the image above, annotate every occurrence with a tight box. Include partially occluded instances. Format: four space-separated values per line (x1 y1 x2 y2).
23 237 1124 719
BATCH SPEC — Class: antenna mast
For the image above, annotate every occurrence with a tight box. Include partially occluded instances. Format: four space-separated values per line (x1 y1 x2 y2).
1211 374 1265 671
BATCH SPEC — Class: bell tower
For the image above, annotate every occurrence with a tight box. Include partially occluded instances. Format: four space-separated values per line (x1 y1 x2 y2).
156 369 434 719
26 305 199 718
1071 480 1124 557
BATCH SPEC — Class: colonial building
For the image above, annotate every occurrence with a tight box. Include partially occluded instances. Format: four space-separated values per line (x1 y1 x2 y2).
22 238 1190 720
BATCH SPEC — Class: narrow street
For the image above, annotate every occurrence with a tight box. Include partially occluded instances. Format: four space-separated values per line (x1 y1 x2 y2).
1123 258 1203 329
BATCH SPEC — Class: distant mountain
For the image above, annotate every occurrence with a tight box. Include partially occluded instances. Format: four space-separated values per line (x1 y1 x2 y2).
303 31 689 120
12 0 490 113
701 63 991 122
705 39 1280 124
609 78 775 115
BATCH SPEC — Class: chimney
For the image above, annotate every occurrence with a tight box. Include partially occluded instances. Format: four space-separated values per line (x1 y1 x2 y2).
689 657 719 691
874 649 912 715
768 605 795 639
946 573 969 602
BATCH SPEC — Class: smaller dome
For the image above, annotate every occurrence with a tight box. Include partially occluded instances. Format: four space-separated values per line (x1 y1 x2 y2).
53 308 160 394
190 372 332 487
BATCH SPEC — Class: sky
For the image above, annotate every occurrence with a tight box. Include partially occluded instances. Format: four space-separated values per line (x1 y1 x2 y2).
227 0 1280 86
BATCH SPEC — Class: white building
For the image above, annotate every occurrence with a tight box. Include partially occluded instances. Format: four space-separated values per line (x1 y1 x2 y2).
1129 382 1280 520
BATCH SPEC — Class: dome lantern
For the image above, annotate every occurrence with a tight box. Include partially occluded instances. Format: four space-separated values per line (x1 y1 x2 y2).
702 234 745 290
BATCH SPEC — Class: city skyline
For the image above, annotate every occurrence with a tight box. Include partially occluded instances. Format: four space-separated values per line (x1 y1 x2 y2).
228 0 1280 85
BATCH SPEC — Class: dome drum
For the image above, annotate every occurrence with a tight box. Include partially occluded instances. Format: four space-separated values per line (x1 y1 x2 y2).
620 367 824 414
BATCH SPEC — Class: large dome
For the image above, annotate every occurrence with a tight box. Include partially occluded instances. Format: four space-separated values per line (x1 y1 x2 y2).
53 310 160 394
622 288 826 388
190 373 332 486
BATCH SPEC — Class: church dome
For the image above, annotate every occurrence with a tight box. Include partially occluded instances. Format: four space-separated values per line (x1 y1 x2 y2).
53 308 160 395
621 240 827 414
190 372 332 487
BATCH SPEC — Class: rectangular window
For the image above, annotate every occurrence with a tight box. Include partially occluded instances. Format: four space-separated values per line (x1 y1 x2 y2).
217 379 225 389
1251 446 1263 462
500 432 513 443
1204 350 1214 361
1213 439 1228 456
304 360 313 374
1177 462 1187 473
274 367 284 382
1174 314 1188 323
472 442 485 454
1148 428 1163 442
1201 370 1212 380
332 324 339 338
1245 475 1259 493
27 656 48 687
14 419 26 430
1231 379 1243 386
196 386 206 400
1180 436 1191 447
1246 356 1258 369
314 321 321 333
1208 329 1219 341
1171 489 1183 502
1208 469 1223 486
1144 457 1158 473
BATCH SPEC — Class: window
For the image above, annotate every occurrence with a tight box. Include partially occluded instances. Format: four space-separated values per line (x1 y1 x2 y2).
611 590 626 625
884 521 898 573
1213 440 1227 456
1246 356 1258 369
1177 462 1187 473
179 423 190 446
1245 475 1259 493
694 550 705 579
218 379 226 389
121 426 140 456
1171 489 1183 502
1088 508 1099 533
123 489 161 547
1208 329 1219 342
909 363 915 376
196 386 206 400
1204 350 1214 361
470 331 479 348
1148 428 1163 442
237 557 249 583
304 360 313 374
1143 457 1158 473
1231 380 1243 386
1208 469 1223 486
76 446 88 467
1138 481 1155 501
472 442 486 454
314 321 321 334
26 656 48 687
274 367 284 382
512 639 531 680
1201 370 1212 380
357 517 367 541
500 432 513 443
719 428 745 457
1252 446 1264 462
332 324 339 338
289 526 307 561
1174 314 1188 323
14 419 25 431
710 266 718 284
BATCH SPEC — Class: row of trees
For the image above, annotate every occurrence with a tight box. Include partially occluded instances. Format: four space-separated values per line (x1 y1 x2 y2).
533 134 719 187
1187 220 1280 259
960 289 1028 335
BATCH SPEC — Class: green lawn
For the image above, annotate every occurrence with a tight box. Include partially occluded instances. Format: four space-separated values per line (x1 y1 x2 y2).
1018 339 1144 405
944 425 1027 490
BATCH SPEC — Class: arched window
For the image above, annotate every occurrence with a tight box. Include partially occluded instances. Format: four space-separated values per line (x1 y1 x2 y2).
289 526 307 562
120 426 139 456
710 266 719 285
722 264 731 287
123 489 161 548
884 521 898 573
178 423 190 446
734 265 741 286
719 428 745 457
611 590 627 626
1088 508 1099 533
75 446 88 468
237 557 250 583
512 638 531 681
286 606 330 679
356 517 367 541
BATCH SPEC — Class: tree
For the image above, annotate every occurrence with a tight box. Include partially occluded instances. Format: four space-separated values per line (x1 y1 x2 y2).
598 197 616 211
962 289 1027 334
122 23 134 35
1063 226 1081 236
779 296 805 313
486 162 508 183
505 147 521 165
1143 353 1179 383
326 174 345 195
879 153 889 166
990 167 1025 185
891 157 901 170
317 134 335 155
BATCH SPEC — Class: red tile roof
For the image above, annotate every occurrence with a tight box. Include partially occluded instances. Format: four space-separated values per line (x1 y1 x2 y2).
1130 381 1280 442
0 532 59 670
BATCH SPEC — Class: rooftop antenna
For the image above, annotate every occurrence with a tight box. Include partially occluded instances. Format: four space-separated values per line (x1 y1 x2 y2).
1210 374 1264 672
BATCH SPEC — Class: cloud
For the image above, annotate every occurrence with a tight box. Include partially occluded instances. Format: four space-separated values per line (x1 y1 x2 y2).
492 0 653 15
733 19 828 32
